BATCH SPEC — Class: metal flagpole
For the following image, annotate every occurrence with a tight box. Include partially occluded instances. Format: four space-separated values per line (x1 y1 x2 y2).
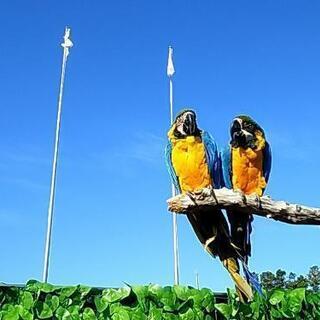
167 46 180 285
195 271 200 289
42 27 73 283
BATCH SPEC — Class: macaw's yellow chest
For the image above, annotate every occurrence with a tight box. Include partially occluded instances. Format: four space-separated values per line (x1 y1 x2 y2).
231 147 266 196
171 136 212 193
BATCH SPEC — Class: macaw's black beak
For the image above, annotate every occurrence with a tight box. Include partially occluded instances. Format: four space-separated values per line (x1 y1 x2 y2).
230 119 242 140
183 113 197 135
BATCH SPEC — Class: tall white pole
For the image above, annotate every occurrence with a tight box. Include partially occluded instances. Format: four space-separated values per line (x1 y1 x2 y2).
43 27 73 283
167 46 180 285
195 271 200 289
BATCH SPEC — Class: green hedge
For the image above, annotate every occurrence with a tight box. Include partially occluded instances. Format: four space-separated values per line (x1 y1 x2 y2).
0 281 320 319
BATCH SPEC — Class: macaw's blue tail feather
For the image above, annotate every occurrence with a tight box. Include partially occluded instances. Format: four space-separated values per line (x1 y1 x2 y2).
241 261 263 296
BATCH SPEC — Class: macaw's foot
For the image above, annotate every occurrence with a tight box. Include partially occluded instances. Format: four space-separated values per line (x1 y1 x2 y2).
222 258 253 302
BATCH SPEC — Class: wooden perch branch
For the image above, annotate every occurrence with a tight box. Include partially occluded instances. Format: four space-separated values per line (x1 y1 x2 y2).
167 187 320 225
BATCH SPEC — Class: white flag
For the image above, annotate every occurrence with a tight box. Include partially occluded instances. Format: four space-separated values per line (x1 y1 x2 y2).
61 27 73 57
167 46 175 77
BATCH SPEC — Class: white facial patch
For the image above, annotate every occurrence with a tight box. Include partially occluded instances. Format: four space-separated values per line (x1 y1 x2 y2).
242 129 253 137
176 122 186 135
175 112 194 135
234 117 243 126
234 118 253 138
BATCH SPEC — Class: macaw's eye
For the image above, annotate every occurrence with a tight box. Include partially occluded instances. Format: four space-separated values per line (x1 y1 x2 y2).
245 123 254 131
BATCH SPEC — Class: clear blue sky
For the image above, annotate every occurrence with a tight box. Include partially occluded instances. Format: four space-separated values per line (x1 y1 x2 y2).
1 0 320 291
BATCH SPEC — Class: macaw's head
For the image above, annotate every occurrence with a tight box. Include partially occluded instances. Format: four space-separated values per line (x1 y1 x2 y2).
230 115 265 149
173 109 201 138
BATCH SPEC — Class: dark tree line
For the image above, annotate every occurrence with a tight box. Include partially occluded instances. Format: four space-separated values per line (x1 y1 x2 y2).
258 266 320 291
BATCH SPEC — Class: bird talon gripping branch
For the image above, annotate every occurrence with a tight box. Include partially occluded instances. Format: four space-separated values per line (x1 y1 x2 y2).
186 192 198 206
255 194 262 210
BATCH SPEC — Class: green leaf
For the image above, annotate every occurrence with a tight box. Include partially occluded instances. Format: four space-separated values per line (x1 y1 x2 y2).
131 286 149 312
94 295 109 313
184 287 212 311
129 307 147 320
2 305 20 320
238 303 252 317
162 313 179 320
67 305 80 317
250 301 262 319
18 308 33 320
173 286 190 301
132 285 148 300
177 299 193 314
60 286 78 298
306 292 320 306
286 288 305 314
159 287 177 312
226 288 237 300
20 292 34 310
78 285 92 299
179 308 195 320
98 312 111 320
215 303 232 319
55 306 72 320
59 297 73 308
82 308 97 320
110 306 130 320
38 283 56 293
148 284 162 297
194 310 205 319
201 292 215 313
270 307 283 318
269 289 285 305
103 288 130 303
45 295 59 312
148 306 163 320
25 280 41 293
35 301 53 319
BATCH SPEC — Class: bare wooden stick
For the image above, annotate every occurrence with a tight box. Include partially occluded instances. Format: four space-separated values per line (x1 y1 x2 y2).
167 187 320 225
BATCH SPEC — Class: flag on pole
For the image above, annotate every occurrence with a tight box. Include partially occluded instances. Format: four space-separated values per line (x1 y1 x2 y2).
42 27 73 283
167 46 175 77
166 45 179 284
61 27 73 57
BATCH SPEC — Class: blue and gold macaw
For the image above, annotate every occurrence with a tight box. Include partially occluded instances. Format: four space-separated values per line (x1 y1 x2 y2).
165 109 253 301
221 115 272 265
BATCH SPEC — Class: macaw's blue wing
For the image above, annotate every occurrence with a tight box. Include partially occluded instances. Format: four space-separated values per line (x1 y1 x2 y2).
263 141 272 184
220 146 232 189
201 131 221 188
165 141 181 193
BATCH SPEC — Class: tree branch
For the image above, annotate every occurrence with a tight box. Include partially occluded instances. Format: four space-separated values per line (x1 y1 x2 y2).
167 187 320 225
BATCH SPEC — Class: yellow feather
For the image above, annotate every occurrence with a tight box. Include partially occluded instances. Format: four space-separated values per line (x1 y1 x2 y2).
231 133 266 196
168 132 212 193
